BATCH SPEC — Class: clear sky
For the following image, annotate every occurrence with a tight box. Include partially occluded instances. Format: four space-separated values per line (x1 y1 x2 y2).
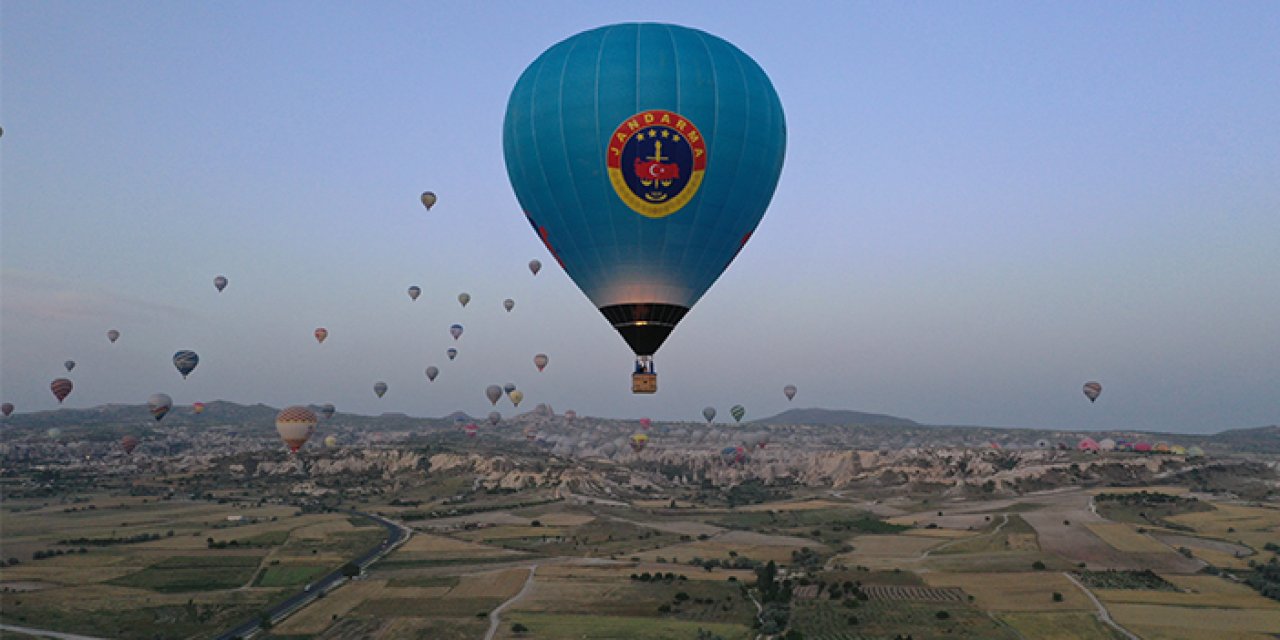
2 2 1277 432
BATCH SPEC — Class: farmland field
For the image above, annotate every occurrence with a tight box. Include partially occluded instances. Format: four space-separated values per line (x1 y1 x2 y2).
924 571 1094 611
491 613 753 640
791 597 1020 640
1107 603 1280 639
108 555 262 592
997 612 1126 639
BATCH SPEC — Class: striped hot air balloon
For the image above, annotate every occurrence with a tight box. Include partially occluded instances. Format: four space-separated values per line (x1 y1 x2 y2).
148 393 173 421
1083 381 1102 403
314 328 328 343
51 378 73 403
173 351 199 378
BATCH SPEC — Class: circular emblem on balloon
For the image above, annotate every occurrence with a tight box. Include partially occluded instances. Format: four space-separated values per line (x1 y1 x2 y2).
607 110 707 219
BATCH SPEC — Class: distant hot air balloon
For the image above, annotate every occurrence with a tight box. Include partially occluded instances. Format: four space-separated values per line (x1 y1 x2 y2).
425 366 439 382
1134 442 1152 453
47 427 62 440
1186 445 1205 458
528 260 542 276
276 406 318 452
107 329 121 343
486 385 503 405
503 383 517 394
447 348 458 361
564 410 577 422
64 360 76 372
488 411 501 426
121 435 140 455
318 403 334 420
464 422 479 438
324 435 338 448
630 433 649 453
509 390 524 408
148 393 173 421
2 403 14 417
314 328 328 344
450 324 464 340
173 351 199 378
214 275 228 292
534 353 549 372
51 378 73 403
420 191 437 210
408 285 422 301
524 426 538 441
1098 438 1116 451
730 405 746 423
374 382 388 398
1078 438 1100 452
720 445 747 466
504 298 515 312
639 417 652 431
503 24 786 392
702 407 716 424
192 402 206 414
457 293 471 307
783 385 797 401
1083 381 1102 403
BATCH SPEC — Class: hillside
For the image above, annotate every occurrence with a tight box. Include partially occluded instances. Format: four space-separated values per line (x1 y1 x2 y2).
754 407 919 426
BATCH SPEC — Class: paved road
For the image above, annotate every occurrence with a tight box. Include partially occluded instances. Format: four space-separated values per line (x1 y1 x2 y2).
213 510 410 640
0 624 111 640
483 565 538 640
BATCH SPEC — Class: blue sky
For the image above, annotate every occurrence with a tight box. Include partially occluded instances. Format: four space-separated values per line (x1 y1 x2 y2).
2 2 1277 432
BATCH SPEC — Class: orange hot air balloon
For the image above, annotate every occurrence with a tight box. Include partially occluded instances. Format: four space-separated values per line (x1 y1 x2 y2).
51 378 73 403
192 402 206 414
276 406 318 452
314 328 328 344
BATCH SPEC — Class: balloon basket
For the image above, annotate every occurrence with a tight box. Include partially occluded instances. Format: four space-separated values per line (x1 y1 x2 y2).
632 373 657 394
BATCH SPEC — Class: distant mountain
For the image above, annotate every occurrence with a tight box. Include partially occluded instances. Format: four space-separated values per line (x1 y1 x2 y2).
754 408 919 427
1210 425 1280 454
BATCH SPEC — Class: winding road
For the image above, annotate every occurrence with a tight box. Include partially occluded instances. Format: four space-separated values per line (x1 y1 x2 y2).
1062 571 1141 640
484 565 538 640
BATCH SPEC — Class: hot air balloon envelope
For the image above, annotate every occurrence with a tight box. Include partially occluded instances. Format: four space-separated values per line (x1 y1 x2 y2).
320 403 335 420
314 328 328 343
64 360 76 372
374 382 388 398
276 406 318 452
121 435 140 454
488 411 501 426
1083 381 1102 402
639 417 652 431
509 390 524 407
534 353 549 372
457 293 470 307
702 407 716 423
107 330 120 343
730 405 746 423
528 260 542 276
503 23 786 380
51 378 73 403
214 275 228 292
486 385 503 405
783 385 797 401
425 366 439 382
420 192 437 210
504 298 515 312
450 324 464 340
1 403 14 417
192 402 206 414
148 393 173 421
447 348 458 360
408 286 421 300
173 351 199 378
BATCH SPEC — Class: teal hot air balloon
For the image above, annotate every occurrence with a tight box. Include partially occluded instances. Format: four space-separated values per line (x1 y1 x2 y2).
173 351 199 378
730 405 746 423
504 24 786 392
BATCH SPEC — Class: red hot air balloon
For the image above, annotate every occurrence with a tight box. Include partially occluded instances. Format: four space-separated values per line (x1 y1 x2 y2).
121 435 140 454
2 403 14 417
639 417 652 431
51 378 73 403
314 328 328 344
464 423 479 438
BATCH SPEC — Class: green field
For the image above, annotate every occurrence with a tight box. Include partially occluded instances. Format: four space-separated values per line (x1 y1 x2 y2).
495 613 753 640
255 564 330 587
108 555 263 592
791 598 1020 640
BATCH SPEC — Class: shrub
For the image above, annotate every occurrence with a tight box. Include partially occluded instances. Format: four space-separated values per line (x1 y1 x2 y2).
1053 592 1064 602
1033 561 1047 571
936 610 951 620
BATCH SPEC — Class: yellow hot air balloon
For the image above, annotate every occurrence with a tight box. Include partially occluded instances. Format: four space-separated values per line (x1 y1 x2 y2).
509 390 524 408
420 191 437 210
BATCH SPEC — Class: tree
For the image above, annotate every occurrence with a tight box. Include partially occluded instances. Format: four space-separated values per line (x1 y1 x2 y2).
511 622 529 634
341 562 360 578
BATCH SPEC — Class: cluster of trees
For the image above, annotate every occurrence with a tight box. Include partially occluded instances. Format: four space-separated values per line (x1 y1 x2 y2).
1245 557 1280 601
32 547 88 560
60 530 172 546
630 571 687 582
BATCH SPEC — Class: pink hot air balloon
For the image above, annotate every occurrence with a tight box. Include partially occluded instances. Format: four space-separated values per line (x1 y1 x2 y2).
639 417 652 431
314 328 328 344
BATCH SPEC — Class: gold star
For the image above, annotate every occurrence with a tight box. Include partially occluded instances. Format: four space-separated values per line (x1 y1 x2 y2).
661 130 670 138
636 132 645 140
672 134 681 143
